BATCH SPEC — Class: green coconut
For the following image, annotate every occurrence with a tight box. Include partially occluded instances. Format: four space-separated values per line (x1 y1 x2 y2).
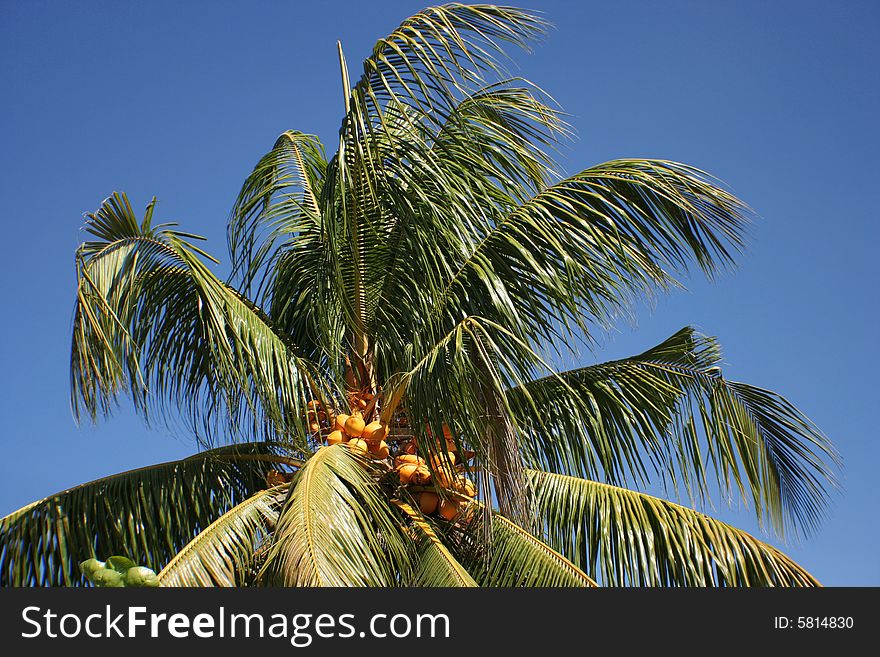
91 569 125 587
124 566 159 587
79 558 106 578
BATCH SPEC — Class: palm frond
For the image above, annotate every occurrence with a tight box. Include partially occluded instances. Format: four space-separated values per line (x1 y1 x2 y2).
72 192 333 445
158 486 287 587
452 510 598 587
430 160 751 349
0 442 296 586
381 315 553 526
513 327 839 537
529 469 820 587
227 131 327 301
264 445 412 586
394 500 477 587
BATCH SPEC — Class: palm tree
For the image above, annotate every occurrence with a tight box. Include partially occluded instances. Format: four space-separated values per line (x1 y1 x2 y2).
0 4 839 588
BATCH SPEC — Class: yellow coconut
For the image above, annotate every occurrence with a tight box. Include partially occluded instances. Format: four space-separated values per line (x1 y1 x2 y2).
347 438 369 455
344 412 366 437
334 413 350 433
438 499 459 521
369 440 390 460
326 430 345 445
416 492 439 515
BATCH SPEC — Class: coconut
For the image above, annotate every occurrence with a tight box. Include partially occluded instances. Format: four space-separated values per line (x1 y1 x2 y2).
416 492 439 515
433 465 455 488
307 400 321 410
429 452 456 469
395 454 425 467
347 438 369 454
124 566 159 587
369 440 389 459
438 499 459 521
344 412 366 437
309 421 321 433
451 476 476 498
397 463 419 484
362 421 387 444
334 414 350 433
326 430 345 445
79 558 105 578
410 465 432 485
91 569 125 587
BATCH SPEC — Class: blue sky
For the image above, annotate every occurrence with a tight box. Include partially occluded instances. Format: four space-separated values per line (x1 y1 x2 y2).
0 0 877 585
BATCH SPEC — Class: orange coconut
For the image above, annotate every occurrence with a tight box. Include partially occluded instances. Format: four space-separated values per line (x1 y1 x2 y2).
344 412 366 437
369 440 390 460
416 492 439 515
451 476 476 498
334 413 350 433
438 499 459 521
395 454 425 467
309 421 321 433
362 421 387 444
347 438 369 455
396 463 419 484
326 430 345 446
433 465 455 488
410 465 432 486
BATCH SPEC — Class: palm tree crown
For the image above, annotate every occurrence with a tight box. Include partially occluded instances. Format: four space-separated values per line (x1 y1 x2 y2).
0 4 838 587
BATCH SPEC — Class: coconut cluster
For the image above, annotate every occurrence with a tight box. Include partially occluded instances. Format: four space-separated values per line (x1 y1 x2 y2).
308 397 477 521
394 433 477 521
80 556 158 587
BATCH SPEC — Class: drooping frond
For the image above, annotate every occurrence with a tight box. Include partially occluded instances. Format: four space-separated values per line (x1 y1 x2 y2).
430 160 751 350
158 486 287 587
394 500 477 587
0 443 296 586
264 445 412 586
529 469 820 587
513 327 839 537
72 192 333 445
381 315 551 526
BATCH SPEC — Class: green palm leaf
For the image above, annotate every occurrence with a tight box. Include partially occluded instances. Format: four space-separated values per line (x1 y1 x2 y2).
453 511 598 587
394 500 477 587
430 160 750 348
514 327 839 536
264 445 412 586
0 443 296 586
158 485 287 587
529 469 820 587
72 192 332 445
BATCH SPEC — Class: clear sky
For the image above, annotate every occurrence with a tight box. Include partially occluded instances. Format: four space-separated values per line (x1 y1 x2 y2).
1 0 877 585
